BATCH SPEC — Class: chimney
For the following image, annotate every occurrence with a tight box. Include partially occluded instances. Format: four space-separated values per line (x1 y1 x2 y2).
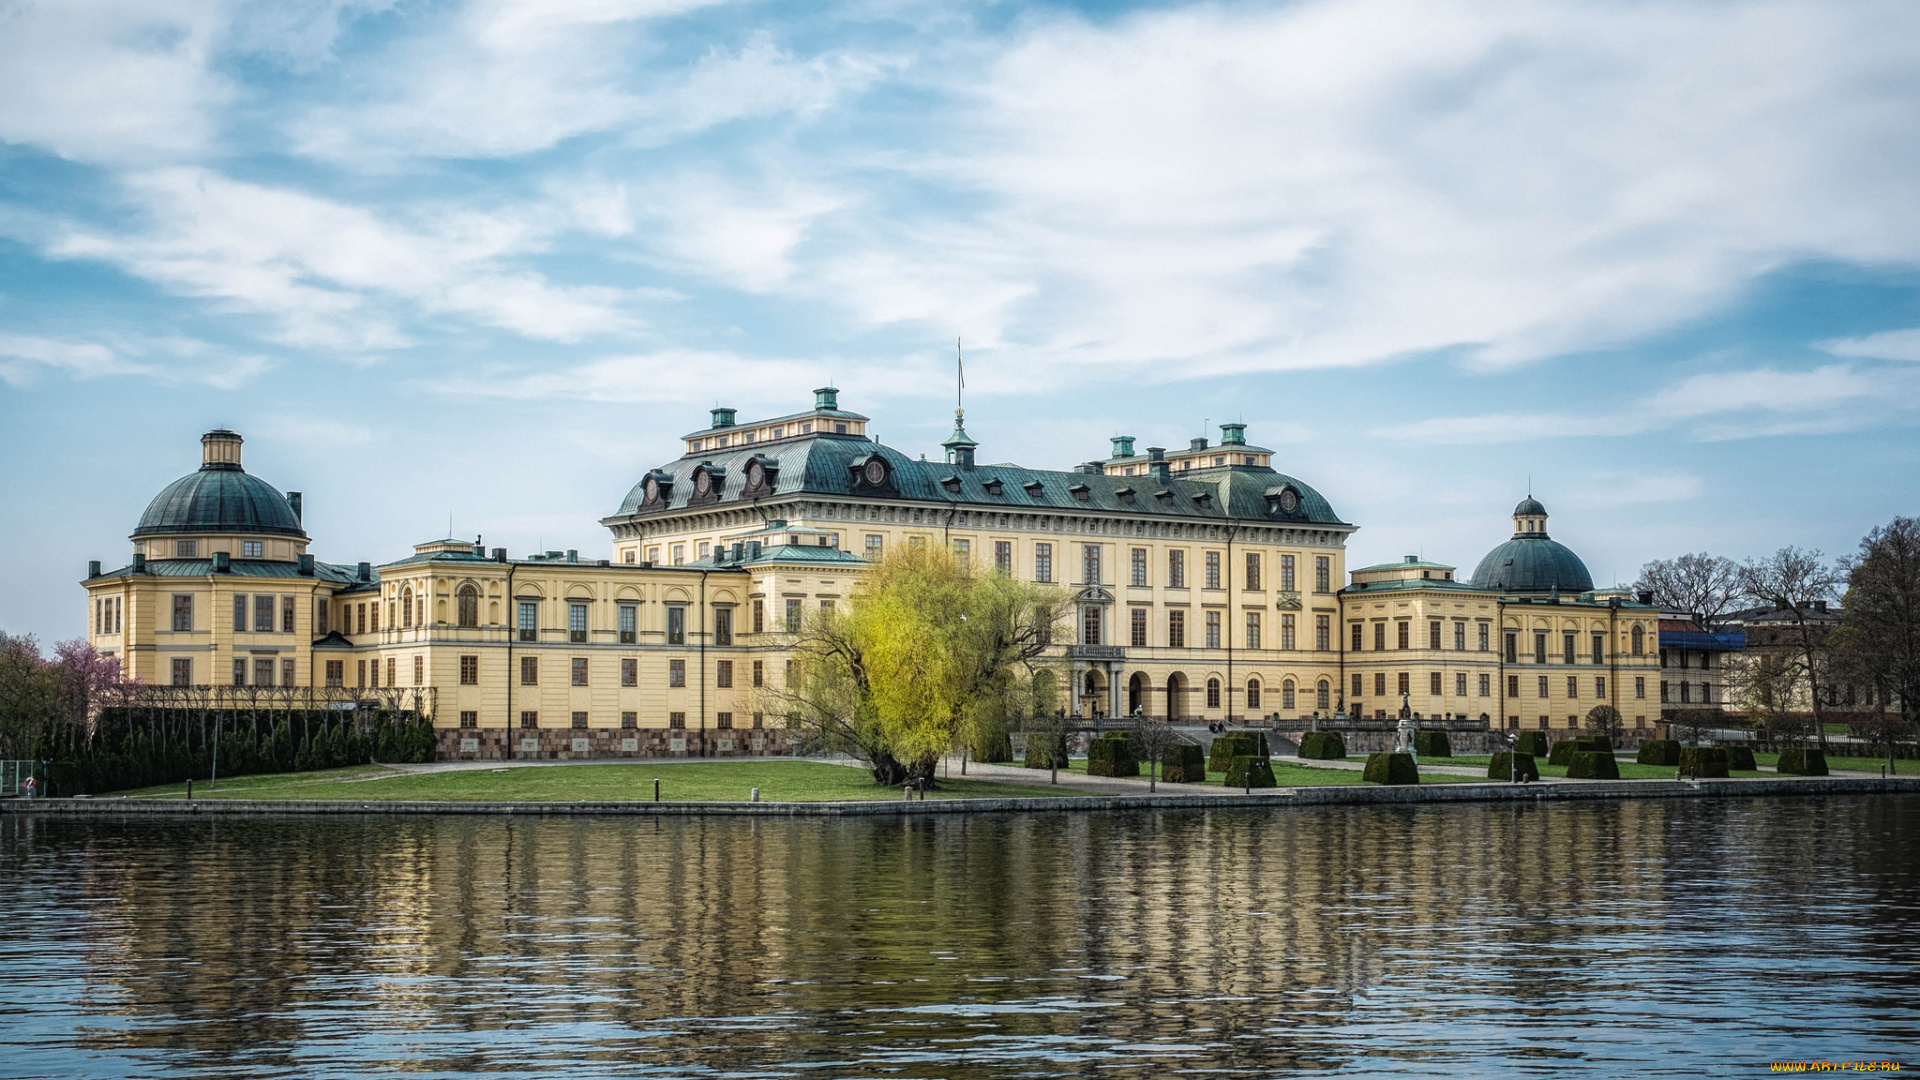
1219 422 1247 446
357 561 371 581
1111 435 1136 459
731 542 744 562
472 543 486 557
287 491 302 522
132 553 146 574
1189 437 1208 452
814 386 839 410
492 548 507 563
1147 446 1169 484
1813 599 1828 613
1637 591 1654 606
88 560 101 578
747 540 762 560
566 549 578 562
200 429 243 469
711 407 737 429
298 554 315 576
213 551 231 573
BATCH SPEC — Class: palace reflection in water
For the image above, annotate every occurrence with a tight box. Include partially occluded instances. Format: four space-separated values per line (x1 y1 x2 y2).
4 798 1918 1077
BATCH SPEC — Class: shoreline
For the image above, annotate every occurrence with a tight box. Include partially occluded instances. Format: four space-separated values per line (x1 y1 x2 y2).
6 774 1917 818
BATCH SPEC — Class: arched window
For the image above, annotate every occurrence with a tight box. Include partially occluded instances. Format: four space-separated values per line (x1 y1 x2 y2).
1631 624 1645 656
1317 679 1330 710
401 587 414 628
1282 679 1296 711
1084 670 1100 698
457 584 479 628
1206 678 1221 709
1246 679 1261 709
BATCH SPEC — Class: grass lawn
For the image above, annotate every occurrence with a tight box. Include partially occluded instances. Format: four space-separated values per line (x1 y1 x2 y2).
1054 758 1488 786
1752 751 1909 774
111 760 1087 803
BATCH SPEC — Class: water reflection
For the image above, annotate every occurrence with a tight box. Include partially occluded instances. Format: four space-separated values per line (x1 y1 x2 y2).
3 797 1917 1077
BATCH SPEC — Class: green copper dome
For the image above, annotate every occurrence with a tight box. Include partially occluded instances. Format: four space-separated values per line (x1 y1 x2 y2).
1471 496 1590 593
133 431 307 539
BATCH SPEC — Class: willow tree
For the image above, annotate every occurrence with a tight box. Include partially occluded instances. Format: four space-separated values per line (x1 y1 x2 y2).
772 544 1069 786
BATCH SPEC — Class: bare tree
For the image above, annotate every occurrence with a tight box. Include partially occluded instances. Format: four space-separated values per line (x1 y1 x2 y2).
1834 516 1920 773
1134 720 1181 793
1583 704 1624 744
1667 707 1719 747
1739 547 1845 749
1636 553 1746 628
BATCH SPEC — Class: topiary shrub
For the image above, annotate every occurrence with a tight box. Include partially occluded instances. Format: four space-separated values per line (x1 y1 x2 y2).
1159 744 1207 783
972 729 1014 764
1776 748 1830 776
1087 732 1140 777
1412 730 1452 758
1297 731 1347 760
1225 755 1277 788
1677 746 1730 778
1024 731 1068 770
1723 745 1756 771
1636 739 1681 766
1362 752 1419 785
1515 731 1551 757
1488 751 1539 782
1578 733 1614 752
1566 750 1621 780
1549 740 1580 767
1208 731 1270 773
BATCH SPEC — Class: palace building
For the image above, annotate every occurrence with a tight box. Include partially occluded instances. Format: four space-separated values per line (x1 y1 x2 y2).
81 391 1665 759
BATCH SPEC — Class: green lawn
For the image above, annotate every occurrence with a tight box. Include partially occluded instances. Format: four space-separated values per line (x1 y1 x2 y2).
113 760 1087 803
1054 758 1488 786
1752 751 1909 774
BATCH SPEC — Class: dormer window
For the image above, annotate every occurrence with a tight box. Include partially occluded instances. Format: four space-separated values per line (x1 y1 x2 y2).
1116 486 1136 504
942 475 962 494
1024 480 1045 498
1068 483 1090 501
984 478 1004 496
1192 492 1211 507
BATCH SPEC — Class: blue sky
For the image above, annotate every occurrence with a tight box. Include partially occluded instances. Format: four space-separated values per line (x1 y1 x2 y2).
3 0 1919 645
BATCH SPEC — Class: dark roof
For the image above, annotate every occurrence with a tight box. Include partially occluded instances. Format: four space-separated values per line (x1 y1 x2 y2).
1342 577 1488 595
1514 496 1548 517
686 542 866 569
1469 536 1595 594
607 432 1347 527
89 558 363 584
134 463 306 539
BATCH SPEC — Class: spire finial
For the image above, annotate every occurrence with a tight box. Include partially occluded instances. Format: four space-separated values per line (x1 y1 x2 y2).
956 336 965 419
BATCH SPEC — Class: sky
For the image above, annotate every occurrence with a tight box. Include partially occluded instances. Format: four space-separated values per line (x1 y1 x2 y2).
3 0 1919 646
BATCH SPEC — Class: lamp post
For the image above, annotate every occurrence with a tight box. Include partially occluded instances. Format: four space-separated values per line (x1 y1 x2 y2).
1503 731 1519 784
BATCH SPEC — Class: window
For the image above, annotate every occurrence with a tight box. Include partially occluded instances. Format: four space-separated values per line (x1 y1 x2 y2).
326 660 343 687
669 712 686 730
571 657 589 686
1375 672 1387 697
408 654 420 685
356 603 366 635
1596 676 1607 698
953 538 971 571
1398 672 1410 696
785 599 802 632
520 656 538 685
1247 679 1261 709
671 544 685 566
571 712 588 730
1206 678 1221 709
1567 675 1579 699
251 657 276 686
401 587 415 628
521 711 538 729
753 712 764 729
1035 543 1053 583
1316 615 1330 651
1353 673 1364 699
698 542 711 560
1505 631 1518 663
1456 672 1467 697
1537 675 1550 698
1245 553 1261 590
1534 632 1548 664
821 597 834 613
1282 680 1296 710
1430 621 1442 650
357 660 366 687
570 603 588 643
1563 631 1576 665
667 606 686 645
752 660 763 687
621 658 637 686
1245 611 1261 649
1168 550 1186 588
1083 544 1101 585
995 541 1013 574
233 595 247 632
1131 548 1148 587
1631 625 1645 655
1478 624 1489 652
1635 676 1646 699
1454 622 1465 651
1352 623 1364 652
1131 608 1148 646
617 604 636 643
749 600 764 635
1374 623 1386 651
1397 622 1409 650
621 712 637 729
254 594 274 633
669 659 686 687
715 608 732 646
175 540 198 558
386 657 396 686
240 540 262 558
232 658 247 686
1431 672 1443 696
1168 610 1185 648
460 655 478 685
624 550 636 564
716 660 733 688
1509 675 1520 698
518 601 538 642
172 594 193 632
1205 551 1220 589
909 535 926 550
282 597 295 633
866 535 884 560
372 604 381 633
1592 632 1606 665
716 712 733 729
1315 556 1330 592
1082 607 1102 646
1281 555 1296 592
1317 680 1330 710
172 657 192 686
1479 673 1490 696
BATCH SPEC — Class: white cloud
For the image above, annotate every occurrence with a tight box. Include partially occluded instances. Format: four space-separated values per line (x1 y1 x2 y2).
0 334 143 384
1641 364 1873 420
1821 327 1920 363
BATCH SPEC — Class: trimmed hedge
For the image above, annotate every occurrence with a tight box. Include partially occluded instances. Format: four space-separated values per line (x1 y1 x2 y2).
1549 735 1612 767
1636 739 1681 766
1087 732 1140 777
1208 731 1270 773
1023 731 1068 770
1159 744 1207 783
1515 731 1552 757
1723 745 1756 771
1566 750 1621 780
1412 730 1452 758
1488 751 1539 782
1677 746 1730 779
1298 731 1347 760
971 729 1013 764
1225 755 1277 788
1777 748 1830 776
1362 752 1419 785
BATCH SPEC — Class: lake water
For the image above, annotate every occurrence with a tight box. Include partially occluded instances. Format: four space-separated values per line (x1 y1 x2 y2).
2 797 1917 1077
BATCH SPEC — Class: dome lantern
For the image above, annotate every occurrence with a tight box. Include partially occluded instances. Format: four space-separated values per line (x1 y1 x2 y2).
201 429 243 470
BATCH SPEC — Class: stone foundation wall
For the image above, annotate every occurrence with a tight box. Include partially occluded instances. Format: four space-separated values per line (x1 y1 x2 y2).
435 727 794 761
